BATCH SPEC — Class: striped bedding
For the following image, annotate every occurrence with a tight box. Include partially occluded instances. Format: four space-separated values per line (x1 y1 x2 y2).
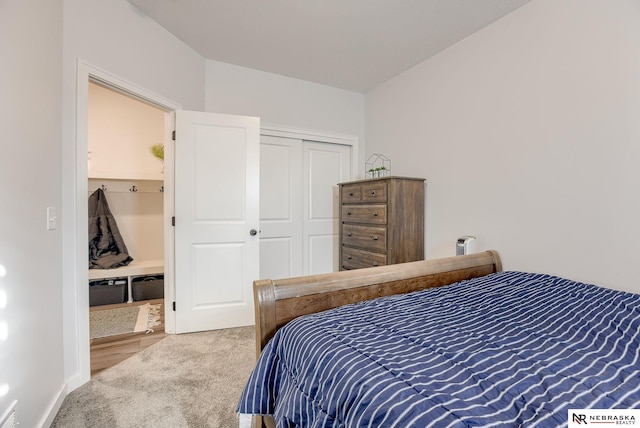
237 271 640 427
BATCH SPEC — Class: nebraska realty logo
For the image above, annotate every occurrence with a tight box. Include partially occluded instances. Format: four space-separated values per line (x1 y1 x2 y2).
569 409 639 426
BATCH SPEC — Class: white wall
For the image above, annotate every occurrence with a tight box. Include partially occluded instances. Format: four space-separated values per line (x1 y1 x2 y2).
63 0 206 111
205 60 365 170
88 82 166 180
366 0 640 293
0 1 64 427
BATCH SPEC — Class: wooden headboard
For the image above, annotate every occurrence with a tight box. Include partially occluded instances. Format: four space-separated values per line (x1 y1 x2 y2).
253 250 502 355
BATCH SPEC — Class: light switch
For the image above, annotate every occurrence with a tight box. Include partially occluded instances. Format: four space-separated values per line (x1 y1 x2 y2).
47 207 57 230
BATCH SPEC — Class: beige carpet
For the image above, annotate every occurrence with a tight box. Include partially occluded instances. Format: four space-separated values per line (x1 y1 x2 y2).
52 326 256 427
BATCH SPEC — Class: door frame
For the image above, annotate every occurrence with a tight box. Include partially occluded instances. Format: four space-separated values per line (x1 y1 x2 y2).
73 59 181 386
259 124 359 176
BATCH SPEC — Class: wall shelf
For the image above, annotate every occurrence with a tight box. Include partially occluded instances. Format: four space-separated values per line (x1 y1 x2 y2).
88 171 164 181
88 178 164 193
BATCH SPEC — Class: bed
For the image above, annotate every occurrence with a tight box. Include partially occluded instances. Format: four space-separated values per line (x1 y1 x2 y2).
237 251 640 427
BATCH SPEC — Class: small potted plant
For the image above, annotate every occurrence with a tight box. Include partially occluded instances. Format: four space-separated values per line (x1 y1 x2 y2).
365 154 391 179
150 143 164 173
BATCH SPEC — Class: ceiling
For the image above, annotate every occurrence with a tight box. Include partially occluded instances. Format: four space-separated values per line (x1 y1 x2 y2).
128 0 531 93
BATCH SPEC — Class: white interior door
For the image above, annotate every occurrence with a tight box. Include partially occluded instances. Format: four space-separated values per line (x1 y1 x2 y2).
259 135 303 280
174 110 260 333
303 141 351 274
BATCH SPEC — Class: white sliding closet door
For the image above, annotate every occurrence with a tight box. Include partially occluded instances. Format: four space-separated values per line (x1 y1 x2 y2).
303 141 351 275
259 136 351 279
259 135 303 280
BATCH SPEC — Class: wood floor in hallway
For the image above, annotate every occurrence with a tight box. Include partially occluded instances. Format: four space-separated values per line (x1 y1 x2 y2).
89 298 167 377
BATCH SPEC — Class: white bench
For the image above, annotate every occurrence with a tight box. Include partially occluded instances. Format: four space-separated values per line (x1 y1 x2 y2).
89 259 164 303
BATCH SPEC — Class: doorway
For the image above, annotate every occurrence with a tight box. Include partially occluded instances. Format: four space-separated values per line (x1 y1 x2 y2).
86 81 168 375
73 61 180 387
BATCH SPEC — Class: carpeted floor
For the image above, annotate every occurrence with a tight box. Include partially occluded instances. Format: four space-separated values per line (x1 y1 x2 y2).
52 326 256 428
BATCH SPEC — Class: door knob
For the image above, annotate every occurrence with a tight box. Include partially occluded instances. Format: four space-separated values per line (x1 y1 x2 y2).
250 229 258 236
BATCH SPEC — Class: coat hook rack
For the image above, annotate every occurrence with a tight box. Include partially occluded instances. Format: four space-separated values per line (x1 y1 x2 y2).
101 185 108 191
159 186 164 193
129 185 138 192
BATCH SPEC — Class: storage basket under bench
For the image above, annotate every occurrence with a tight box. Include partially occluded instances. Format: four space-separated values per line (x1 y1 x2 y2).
88 260 164 306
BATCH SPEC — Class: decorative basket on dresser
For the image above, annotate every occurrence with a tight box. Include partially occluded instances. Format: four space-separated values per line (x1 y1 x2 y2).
339 176 425 270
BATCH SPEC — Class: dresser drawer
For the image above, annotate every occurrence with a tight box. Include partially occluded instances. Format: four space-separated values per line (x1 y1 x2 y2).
341 204 387 225
341 184 362 204
341 181 387 203
361 181 387 202
342 224 386 252
342 246 386 269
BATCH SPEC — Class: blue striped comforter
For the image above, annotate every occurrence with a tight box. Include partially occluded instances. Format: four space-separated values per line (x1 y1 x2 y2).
237 271 640 427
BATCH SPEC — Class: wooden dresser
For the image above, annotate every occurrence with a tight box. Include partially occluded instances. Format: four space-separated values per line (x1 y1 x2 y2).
339 176 425 270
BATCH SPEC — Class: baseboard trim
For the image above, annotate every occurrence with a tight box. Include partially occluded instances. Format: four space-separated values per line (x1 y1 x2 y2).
38 381 68 428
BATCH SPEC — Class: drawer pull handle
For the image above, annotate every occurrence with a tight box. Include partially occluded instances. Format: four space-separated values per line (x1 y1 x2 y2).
373 262 379 267
347 255 352 260
349 192 354 197
371 190 376 196
373 212 378 217
373 236 378 241
347 232 352 237
347 212 352 216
